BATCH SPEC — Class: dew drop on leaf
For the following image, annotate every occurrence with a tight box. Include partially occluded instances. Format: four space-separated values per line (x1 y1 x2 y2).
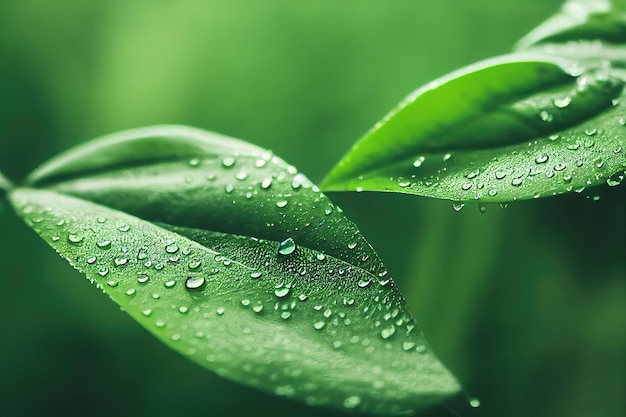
412 156 425 168
274 287 290 298
222 156 235 168
278 238 296 255
97 240 112 250
185 276 205 290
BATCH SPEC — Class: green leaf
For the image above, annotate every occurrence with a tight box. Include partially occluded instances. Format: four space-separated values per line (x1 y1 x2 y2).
515 0 626 51
11 126 459 415
321 56 626 202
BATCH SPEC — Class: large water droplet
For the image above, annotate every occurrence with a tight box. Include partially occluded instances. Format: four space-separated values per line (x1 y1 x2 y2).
274 287 290 298
261 178 273 189
278 238 296 255
313 321 326 330
97 240 112 250
222 156 235 168
553 96 571 108
185 276 205 290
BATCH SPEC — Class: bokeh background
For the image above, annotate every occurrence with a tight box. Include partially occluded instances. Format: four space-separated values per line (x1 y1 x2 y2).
1 1 624 417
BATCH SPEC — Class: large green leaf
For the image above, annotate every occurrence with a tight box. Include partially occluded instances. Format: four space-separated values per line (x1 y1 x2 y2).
321 55 626 202
10 126 459 415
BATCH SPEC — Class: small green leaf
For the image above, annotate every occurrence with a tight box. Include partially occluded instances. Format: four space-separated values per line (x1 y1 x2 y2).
515 0 626 51
11 126 459 414
322 55 626 202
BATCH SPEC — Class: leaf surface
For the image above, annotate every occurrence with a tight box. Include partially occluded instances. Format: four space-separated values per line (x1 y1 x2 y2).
321 56 626 202
11 126 459 415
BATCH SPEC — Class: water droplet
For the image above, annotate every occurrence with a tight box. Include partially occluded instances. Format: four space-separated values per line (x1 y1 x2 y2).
357 278 371 288
487 189 498 197
97 240 112 250
347 241 357 250
274 287 290 298
68 234 83 243
114 258 128 267
252 304 264 313
222 156 235 168
397 180 411 188
567 143 580 150
553 96 571 108
276 200 288 208
106 279 117 287
584 128 597 136
554 163 566 172
188 260 202 270
466 169 480 179
511 177 523 186
495 169 508 180
343 396 361 409
216 307 225 315
235 171 248 181
118 224 130 232
313 321 326 330
155 320 166 328
261 178 273 189
164 280 176 288
280 311 291 320
539 111 553 122
165 243 179 254
225 184 234 193
241 299 251 307
316 253 326 261
595 158 604 168
412 156 425 167
461 183 472 191
188 158 200 167
278 238 296 255
469 397 481 408
185 276 205 290
250 271 263 279
98 267 109 277
403 341 417 351
137 273 149 283
142 309 152 317
478 204 487 214
178 306 188 314
125 288 136 296
254 158 266 168
443 153 452 162
535 154 549 164
452 203 465 212
86 257 97 264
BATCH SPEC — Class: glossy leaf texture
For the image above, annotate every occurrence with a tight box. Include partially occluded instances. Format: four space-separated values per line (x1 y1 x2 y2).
515 0 626 51
10 126 459 415
321 53 626 203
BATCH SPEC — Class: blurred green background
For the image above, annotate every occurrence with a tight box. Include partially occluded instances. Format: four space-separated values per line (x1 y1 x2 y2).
1 1 624 417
